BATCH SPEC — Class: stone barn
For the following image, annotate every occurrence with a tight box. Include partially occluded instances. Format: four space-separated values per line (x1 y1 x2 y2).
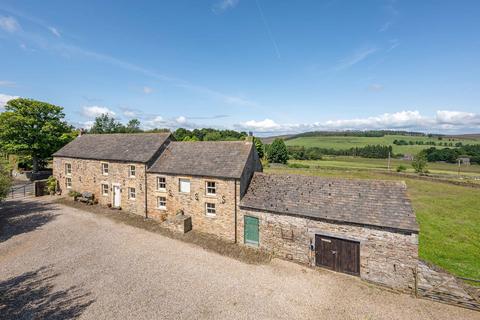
238 173 419 291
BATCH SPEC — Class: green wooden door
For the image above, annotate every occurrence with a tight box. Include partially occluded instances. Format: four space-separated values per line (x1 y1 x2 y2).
244 216 259 246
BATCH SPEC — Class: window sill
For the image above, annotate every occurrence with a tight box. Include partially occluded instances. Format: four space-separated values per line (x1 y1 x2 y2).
157 207 167 211
205 214 217 218
205 193 217 198
156 189 167 193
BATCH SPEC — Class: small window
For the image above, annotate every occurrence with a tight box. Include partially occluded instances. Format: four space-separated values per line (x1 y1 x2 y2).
128 187 136 200
102 184 109 196
66 177 72 189
129 165 136 177
157 196 166 210
206 203 216 217
157 177 166 191
65 163 72 176
102 163 109 175
179 179 190 193
206 181 216 195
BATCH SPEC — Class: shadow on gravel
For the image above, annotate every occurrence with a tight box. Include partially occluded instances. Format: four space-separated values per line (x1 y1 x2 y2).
0 266 95 320
0 200 59 243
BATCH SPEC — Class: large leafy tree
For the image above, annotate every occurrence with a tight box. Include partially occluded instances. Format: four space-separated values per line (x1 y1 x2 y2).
267 138 288 164
412 152 428 173
89 114 124 133
0 98 74 172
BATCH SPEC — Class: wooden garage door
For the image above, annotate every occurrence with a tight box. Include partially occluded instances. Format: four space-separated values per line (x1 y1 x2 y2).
315 235 360 276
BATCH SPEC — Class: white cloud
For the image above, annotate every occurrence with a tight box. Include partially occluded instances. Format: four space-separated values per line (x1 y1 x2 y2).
81 106 116 118
123 110 137 118
48 26 61 37
436 110 480 126
212 0 240 13
0 16 20 33
236 110 480 134
176 116 187 124
143 86 153 94
0 93 19 108
336 47 378 70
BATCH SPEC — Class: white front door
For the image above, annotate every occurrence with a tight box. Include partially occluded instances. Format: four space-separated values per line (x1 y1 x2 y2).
113 185 121 208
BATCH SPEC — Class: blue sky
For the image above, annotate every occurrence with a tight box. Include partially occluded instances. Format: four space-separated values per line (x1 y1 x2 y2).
1 0 479 135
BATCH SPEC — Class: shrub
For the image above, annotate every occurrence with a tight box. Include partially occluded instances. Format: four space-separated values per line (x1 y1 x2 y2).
68 190 82 199
0 159 12 202
267 138 288 164
412 153 428 173
287 163 310 169
45 176 57 194
396 165 407 172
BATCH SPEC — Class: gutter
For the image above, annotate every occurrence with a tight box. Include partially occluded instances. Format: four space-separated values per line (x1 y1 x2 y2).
144 164 148 219
234 179 238 243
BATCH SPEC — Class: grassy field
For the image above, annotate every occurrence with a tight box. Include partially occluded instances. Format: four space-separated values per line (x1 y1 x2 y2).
289 156 480 180
265 162 480 282
285 134 477 154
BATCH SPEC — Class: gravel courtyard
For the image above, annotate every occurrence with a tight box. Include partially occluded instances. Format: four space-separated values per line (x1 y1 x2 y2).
0 198 478 320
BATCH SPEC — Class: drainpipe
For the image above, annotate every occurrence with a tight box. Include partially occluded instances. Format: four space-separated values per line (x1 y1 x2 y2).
144 164 148 219
234 179 238 243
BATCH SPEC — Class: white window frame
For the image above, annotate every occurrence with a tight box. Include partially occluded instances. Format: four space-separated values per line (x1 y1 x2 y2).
205 202 216 217
101 183 109 196
101 162 109 175
179 178 190 193
65 163 72 176
66 177 72 189
157 196 167 210
206 181 216 196
129 165 136 178
128 187 136 200
157 176 166 191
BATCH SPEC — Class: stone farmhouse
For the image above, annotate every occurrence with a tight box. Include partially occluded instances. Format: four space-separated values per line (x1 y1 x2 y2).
53 133 419 291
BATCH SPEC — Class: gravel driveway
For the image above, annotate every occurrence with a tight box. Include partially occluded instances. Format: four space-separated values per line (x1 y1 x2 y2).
0 198 478 320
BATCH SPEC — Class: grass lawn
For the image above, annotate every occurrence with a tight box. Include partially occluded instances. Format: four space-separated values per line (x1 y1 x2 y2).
285 134 476 154
265 164 480 281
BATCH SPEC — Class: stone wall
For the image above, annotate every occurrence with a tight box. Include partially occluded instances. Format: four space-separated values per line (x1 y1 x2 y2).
237 208 419 291
53 157 147 215
146 174 238 242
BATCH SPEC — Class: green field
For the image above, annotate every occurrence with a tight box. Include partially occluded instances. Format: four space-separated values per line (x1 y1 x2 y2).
285 134 477 154
265 161 480 282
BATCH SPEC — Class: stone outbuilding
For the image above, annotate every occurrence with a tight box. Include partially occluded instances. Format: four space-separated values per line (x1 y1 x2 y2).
239 173 419 291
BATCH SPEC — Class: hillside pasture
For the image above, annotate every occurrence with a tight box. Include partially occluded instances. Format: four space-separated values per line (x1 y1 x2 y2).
285 134 475 155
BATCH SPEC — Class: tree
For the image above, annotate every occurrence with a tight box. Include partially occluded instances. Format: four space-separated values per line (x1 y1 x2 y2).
253 137 264 158
0 98 74 172
125 119 141 133
268 138 288 164
89 114 123 133
412 153 428 173
0 158 12 202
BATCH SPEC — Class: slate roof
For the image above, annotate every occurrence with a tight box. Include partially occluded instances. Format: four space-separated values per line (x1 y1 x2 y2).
147 141 254 179
53 133 171 163
240 173 419 233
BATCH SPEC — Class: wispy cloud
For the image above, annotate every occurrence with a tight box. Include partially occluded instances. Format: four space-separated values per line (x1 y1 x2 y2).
335 47 378 70
255 0 280 59
0 16 20 32
368 83 384 92
1 17 259 108
0 80 16 87
48 26 61 37
143 86 153 94
236 110 480 134
212 0 240 14
387 39 400 52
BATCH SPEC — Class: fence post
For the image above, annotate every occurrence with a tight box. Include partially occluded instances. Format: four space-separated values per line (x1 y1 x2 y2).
413 267 418 298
